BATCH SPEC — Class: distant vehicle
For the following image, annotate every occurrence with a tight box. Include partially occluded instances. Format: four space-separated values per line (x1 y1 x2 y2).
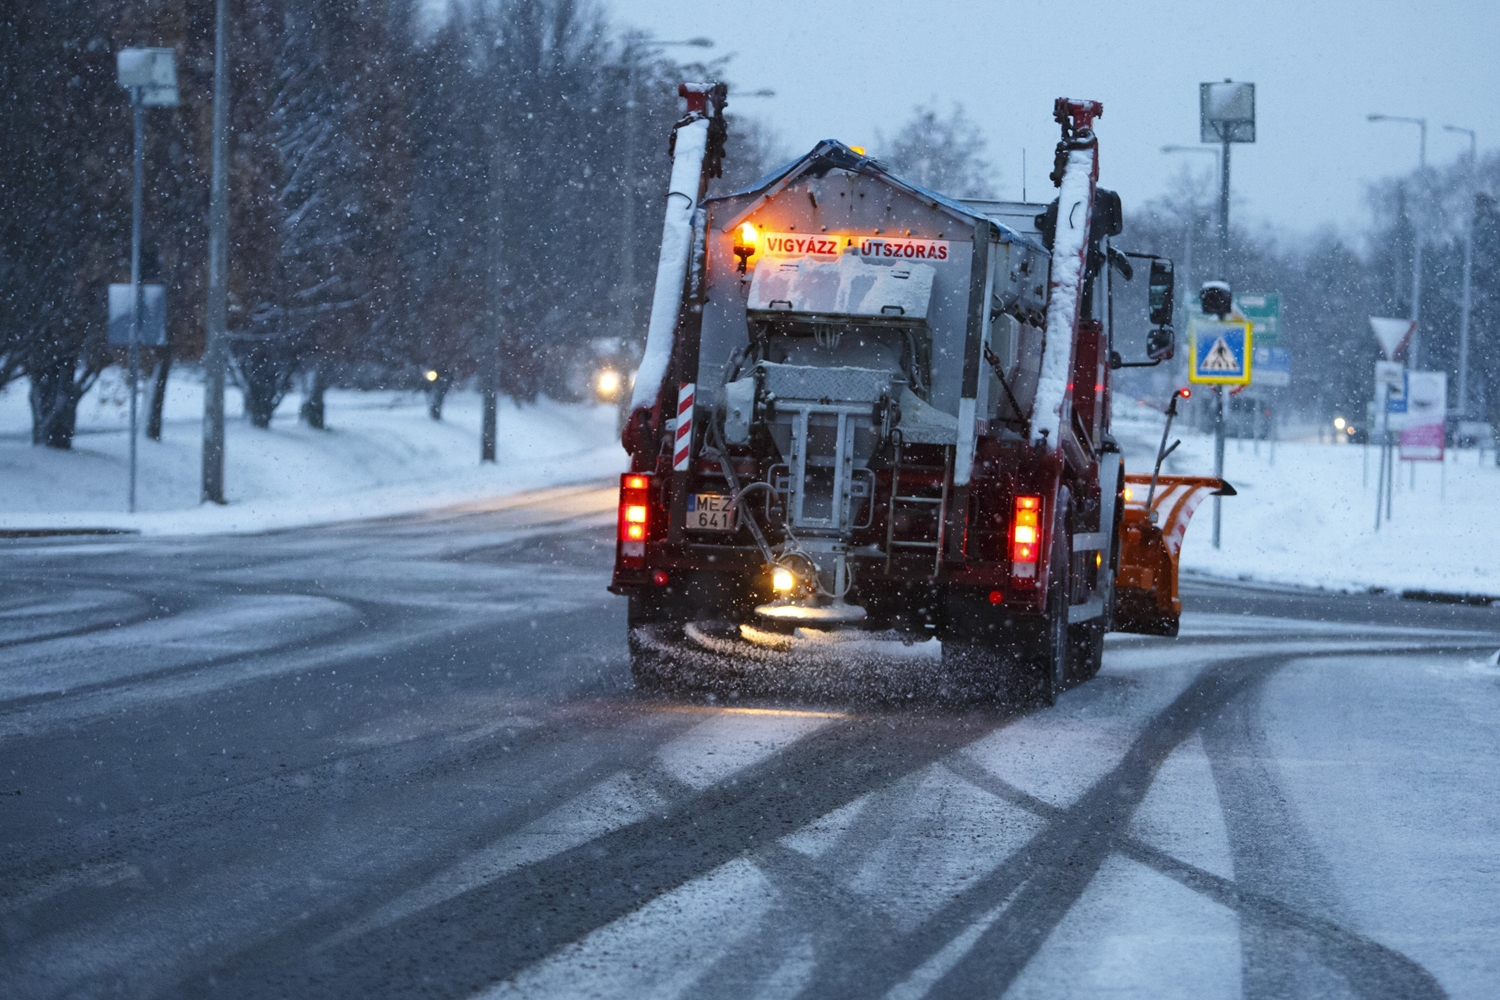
610 86 1228 703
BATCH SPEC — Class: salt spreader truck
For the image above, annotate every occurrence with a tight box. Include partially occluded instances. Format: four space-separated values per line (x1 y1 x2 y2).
611 85 1231 701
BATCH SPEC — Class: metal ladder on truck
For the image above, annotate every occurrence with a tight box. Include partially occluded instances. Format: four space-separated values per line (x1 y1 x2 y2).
883 436 953 579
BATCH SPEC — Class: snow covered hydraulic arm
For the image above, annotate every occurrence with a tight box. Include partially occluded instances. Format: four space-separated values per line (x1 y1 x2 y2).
938 97 1120 701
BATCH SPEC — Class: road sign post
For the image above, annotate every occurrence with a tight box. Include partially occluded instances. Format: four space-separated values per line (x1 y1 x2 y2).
1237 293 1286 462
1188 313 1252 548
1398 371 1446 462
1240 293 1287 389
1373 361 1405 527
1369 318 1415 529
116 48 178 514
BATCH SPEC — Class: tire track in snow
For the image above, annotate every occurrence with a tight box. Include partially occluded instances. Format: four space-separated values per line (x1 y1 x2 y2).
186 711 991 1000
856 646 1455 999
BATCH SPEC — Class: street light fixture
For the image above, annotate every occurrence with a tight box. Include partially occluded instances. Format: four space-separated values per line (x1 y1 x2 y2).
1443 124 1477 419
1367 113 1427 368
1199 80 1254 282
116 47 178 514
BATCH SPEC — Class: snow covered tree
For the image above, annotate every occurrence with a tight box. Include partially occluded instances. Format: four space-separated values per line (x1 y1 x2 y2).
0 1 125 448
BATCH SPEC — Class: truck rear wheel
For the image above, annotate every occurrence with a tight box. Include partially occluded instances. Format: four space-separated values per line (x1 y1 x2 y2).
1068 620 1106 684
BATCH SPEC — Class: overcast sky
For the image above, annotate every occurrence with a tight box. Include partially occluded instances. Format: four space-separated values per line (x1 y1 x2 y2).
606 0 1498 239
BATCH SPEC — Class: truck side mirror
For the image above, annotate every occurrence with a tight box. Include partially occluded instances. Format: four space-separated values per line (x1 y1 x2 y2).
1148 259 1174 326
1147 325 1175 362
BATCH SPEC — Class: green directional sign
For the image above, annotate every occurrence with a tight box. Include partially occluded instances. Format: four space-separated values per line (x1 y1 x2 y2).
1235 292 1281 347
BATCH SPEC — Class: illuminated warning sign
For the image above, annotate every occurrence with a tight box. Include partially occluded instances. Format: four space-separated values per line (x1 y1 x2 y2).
760 232 951 262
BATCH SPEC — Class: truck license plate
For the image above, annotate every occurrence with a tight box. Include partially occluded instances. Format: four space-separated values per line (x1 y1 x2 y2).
687 493 735 531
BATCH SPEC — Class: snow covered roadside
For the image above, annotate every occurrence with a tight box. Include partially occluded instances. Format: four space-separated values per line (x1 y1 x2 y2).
0 371 627 536
1114 403 1500 598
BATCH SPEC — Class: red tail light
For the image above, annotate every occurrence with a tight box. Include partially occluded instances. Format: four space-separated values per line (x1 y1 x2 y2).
1012 495 1041 581
618 473 652 566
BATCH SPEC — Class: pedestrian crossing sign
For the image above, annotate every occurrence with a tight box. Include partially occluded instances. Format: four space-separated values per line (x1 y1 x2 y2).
1188 316 1253 385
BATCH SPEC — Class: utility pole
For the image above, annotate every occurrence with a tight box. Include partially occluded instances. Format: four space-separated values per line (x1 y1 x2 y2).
1445 124 1477 419
482 70 505 464
1218 137 1230 280
1199 80 1255 549
129 95 144 513
202 0 229 503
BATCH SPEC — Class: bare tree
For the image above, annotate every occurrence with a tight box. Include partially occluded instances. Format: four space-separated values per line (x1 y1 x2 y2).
879 101 997 198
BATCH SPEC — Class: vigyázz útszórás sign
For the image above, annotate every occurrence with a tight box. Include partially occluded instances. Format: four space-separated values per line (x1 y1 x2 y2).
761 232 950 262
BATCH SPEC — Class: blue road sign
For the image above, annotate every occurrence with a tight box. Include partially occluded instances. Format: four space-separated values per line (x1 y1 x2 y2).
1188 316 1253 385
1252 345 1291 388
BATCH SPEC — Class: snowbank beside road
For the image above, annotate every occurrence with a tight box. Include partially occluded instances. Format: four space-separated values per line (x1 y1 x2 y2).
0 372 626 536
5 369 1494 596
1114 403 1500 598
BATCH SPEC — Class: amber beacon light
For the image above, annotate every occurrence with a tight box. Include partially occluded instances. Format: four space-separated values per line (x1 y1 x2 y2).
733 222 758 273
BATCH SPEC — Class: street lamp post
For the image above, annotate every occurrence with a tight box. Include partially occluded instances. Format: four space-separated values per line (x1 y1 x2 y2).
1367 114 1428 367
116 48 178 514
1444 124 1477 420
203 0 229 503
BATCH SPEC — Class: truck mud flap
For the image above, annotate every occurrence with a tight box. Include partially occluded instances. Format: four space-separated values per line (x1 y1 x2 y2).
1112 475 1233 636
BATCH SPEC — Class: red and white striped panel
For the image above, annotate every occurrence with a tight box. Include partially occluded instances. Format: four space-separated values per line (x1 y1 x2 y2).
673 382 695 471
1123 476 1220 558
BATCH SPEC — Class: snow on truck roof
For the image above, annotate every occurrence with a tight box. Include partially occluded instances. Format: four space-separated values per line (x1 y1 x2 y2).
708 140 1047 254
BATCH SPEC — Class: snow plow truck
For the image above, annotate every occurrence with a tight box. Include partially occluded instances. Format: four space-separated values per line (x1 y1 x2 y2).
610 84 1231 702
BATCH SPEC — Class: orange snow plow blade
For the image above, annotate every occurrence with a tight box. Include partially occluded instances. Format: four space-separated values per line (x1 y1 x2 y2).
1113 474 1235 637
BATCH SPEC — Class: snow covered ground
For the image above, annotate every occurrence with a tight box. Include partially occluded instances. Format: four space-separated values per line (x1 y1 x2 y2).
1114 401 1500 598
0 369 627 536
3 369 1496 595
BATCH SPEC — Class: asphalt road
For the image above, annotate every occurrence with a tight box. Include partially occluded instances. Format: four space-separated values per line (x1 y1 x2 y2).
2 482 1498 999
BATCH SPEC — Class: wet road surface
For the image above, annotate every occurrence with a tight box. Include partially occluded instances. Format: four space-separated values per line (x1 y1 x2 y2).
2 483 1499 999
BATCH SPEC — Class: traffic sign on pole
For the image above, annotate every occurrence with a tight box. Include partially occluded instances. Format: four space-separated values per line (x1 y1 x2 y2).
1236 292 1281 345
1253 345 1291 387
108 284 167 346
1188 315 1253 385
1398 371 1446 462
1369 316 1416 361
